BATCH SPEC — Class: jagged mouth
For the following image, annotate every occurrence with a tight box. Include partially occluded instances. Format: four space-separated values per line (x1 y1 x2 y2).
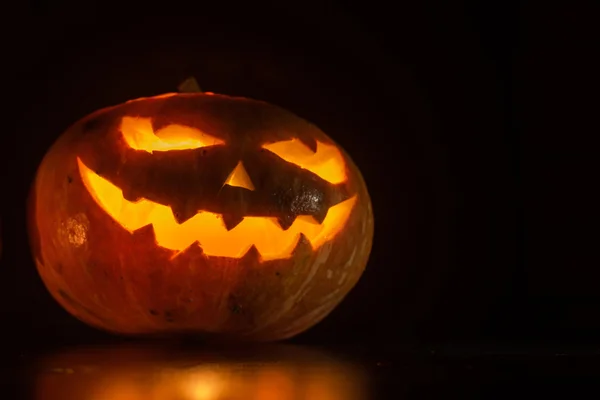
77 158 356 261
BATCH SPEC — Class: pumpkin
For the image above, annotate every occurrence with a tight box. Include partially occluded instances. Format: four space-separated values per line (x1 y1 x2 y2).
34 344 367 400
28 91 373 341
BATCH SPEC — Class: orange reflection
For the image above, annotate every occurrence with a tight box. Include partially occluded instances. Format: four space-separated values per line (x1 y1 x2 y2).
262 139 347 184
77 158 356 260
252 368 296 400
33 344 368 400
120 117 224 153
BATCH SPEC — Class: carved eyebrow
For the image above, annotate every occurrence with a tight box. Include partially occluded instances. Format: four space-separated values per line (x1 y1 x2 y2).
261 139 347 184
120 116 224 153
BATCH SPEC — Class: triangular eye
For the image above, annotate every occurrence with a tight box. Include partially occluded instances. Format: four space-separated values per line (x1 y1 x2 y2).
120 116 224 153
223 161 255 191
262 139 347 184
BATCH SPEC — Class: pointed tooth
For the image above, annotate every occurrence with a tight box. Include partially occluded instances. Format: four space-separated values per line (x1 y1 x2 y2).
189 241 205 256
292 233 313 256
221 213 245 231
310 206 328 225
311 188 352 224
297 136 318 153
276 213 297 230
241 245 262 263
131 224 157 240
170 241 204 260
121 188 143 202
327 185 352 206
170 204 197 224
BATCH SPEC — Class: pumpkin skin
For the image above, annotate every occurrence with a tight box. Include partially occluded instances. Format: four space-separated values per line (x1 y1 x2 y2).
29 93 373 341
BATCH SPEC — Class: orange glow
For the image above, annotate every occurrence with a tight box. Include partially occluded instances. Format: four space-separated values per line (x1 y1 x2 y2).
120 117 224 153
175 369 225 400
224 162 255 191
77 158 355 260
262 139 347 184
254 368 296 400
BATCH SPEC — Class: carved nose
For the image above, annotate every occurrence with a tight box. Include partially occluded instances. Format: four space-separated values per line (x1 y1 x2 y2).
224 161 255 191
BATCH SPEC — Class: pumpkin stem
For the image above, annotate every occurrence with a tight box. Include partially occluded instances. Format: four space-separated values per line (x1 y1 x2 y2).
177 77 202 93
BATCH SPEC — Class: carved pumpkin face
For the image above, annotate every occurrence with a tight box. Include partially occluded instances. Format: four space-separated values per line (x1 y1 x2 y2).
29 93 373 340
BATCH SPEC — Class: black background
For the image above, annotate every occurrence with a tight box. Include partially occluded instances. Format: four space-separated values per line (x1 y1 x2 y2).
1 0 599 391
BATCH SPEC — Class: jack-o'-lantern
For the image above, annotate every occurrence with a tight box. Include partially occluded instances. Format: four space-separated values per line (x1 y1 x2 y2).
28 87 373 340
33 344 368 400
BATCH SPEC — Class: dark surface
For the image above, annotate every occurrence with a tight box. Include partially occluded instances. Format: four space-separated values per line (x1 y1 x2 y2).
5 341 600 399
1 0 600 396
